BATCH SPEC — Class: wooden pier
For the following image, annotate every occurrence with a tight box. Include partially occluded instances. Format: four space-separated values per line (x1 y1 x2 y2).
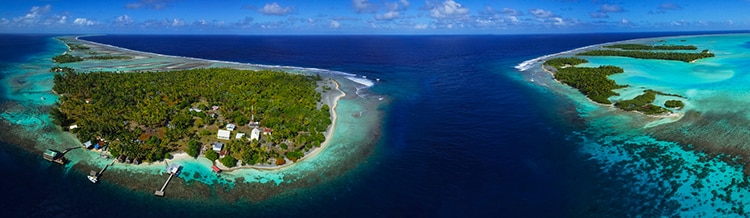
88 160 115 183
154 164 181 197
154 172 175 197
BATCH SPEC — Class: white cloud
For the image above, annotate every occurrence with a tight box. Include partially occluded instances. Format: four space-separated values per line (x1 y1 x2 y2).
171 18 185 27
621 18 631 25
414 23 428 29
14 5 51 24
352 0 377 13
195 20 208 25
552 17 565 26
329 20 340 28
259 2 293 16
428 0 470 19
400 0 410 9
501 8 522 16
73 18 96 26
116 15 134 25
376 11 401 20
529 8 554 18
508 16 520 24
42 15 67 25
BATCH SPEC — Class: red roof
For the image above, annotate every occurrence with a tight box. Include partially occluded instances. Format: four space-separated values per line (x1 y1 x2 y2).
212 165 221 173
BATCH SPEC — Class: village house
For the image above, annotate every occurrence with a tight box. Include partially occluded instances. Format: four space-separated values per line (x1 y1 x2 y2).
226 123 236 131
217 129 231 140
213 142 224 152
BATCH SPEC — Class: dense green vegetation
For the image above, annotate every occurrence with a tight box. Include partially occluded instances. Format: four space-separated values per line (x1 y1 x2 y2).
614 90 670 114
664 100 685 108
577 49 714 62
543 57 589 68
67 43 90 50
220 155 237 167
553 65 626 104
51 68 332 165
205 149 218 161
603 44 697 50
86 55 134 60
52 54 84 63
186 140 199 158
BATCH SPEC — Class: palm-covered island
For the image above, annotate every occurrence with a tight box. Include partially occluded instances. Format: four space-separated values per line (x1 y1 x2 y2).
543 43 714 115
50 67 335 168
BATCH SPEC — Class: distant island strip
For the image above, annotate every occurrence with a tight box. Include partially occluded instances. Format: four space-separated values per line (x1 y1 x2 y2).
53 38 134 63
543 43 711 115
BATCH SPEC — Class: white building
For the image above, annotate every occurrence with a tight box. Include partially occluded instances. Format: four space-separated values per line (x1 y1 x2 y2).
250 127 261 142
235 132 245 140
217 129 231 140
226 123 236 131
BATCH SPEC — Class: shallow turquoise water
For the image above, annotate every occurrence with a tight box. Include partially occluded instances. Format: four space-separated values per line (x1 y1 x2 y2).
522 33 750 216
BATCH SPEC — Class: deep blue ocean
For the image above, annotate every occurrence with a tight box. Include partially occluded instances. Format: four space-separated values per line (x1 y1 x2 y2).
0 32 738 217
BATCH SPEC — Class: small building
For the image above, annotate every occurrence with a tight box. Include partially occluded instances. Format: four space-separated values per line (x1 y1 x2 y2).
213 142 224 152
250 128 261 141
263 128 273 136
211 106 219 111
226 123 236 131
43 149 60 161
235 132 245 140
217 129 231 140
83 141 93 149
69 124 78 130
212 165 222 173
189 108 202 113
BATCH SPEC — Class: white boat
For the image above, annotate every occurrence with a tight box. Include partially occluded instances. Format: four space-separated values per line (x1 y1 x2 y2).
88 175 98 183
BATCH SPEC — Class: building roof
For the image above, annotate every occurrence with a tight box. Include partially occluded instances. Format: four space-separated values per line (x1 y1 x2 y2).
217 129 231 140
236 132 245 139
213 142 224 151
83 141 93 147
226 123 236 131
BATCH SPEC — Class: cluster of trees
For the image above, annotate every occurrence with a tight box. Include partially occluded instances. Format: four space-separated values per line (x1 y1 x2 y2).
543 57 589 68
51 68 332 164
577 49 715 62
614 90 670 114
664 100 685 108
603 44 697 50
52 54 84 63
86 55 134 60
66 43 91 50
553 65 626 104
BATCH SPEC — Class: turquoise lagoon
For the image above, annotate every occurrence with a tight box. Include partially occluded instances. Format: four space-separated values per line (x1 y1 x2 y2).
521 33 750 216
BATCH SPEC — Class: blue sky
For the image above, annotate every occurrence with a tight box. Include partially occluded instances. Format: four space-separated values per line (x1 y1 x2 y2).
1 0 748 34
